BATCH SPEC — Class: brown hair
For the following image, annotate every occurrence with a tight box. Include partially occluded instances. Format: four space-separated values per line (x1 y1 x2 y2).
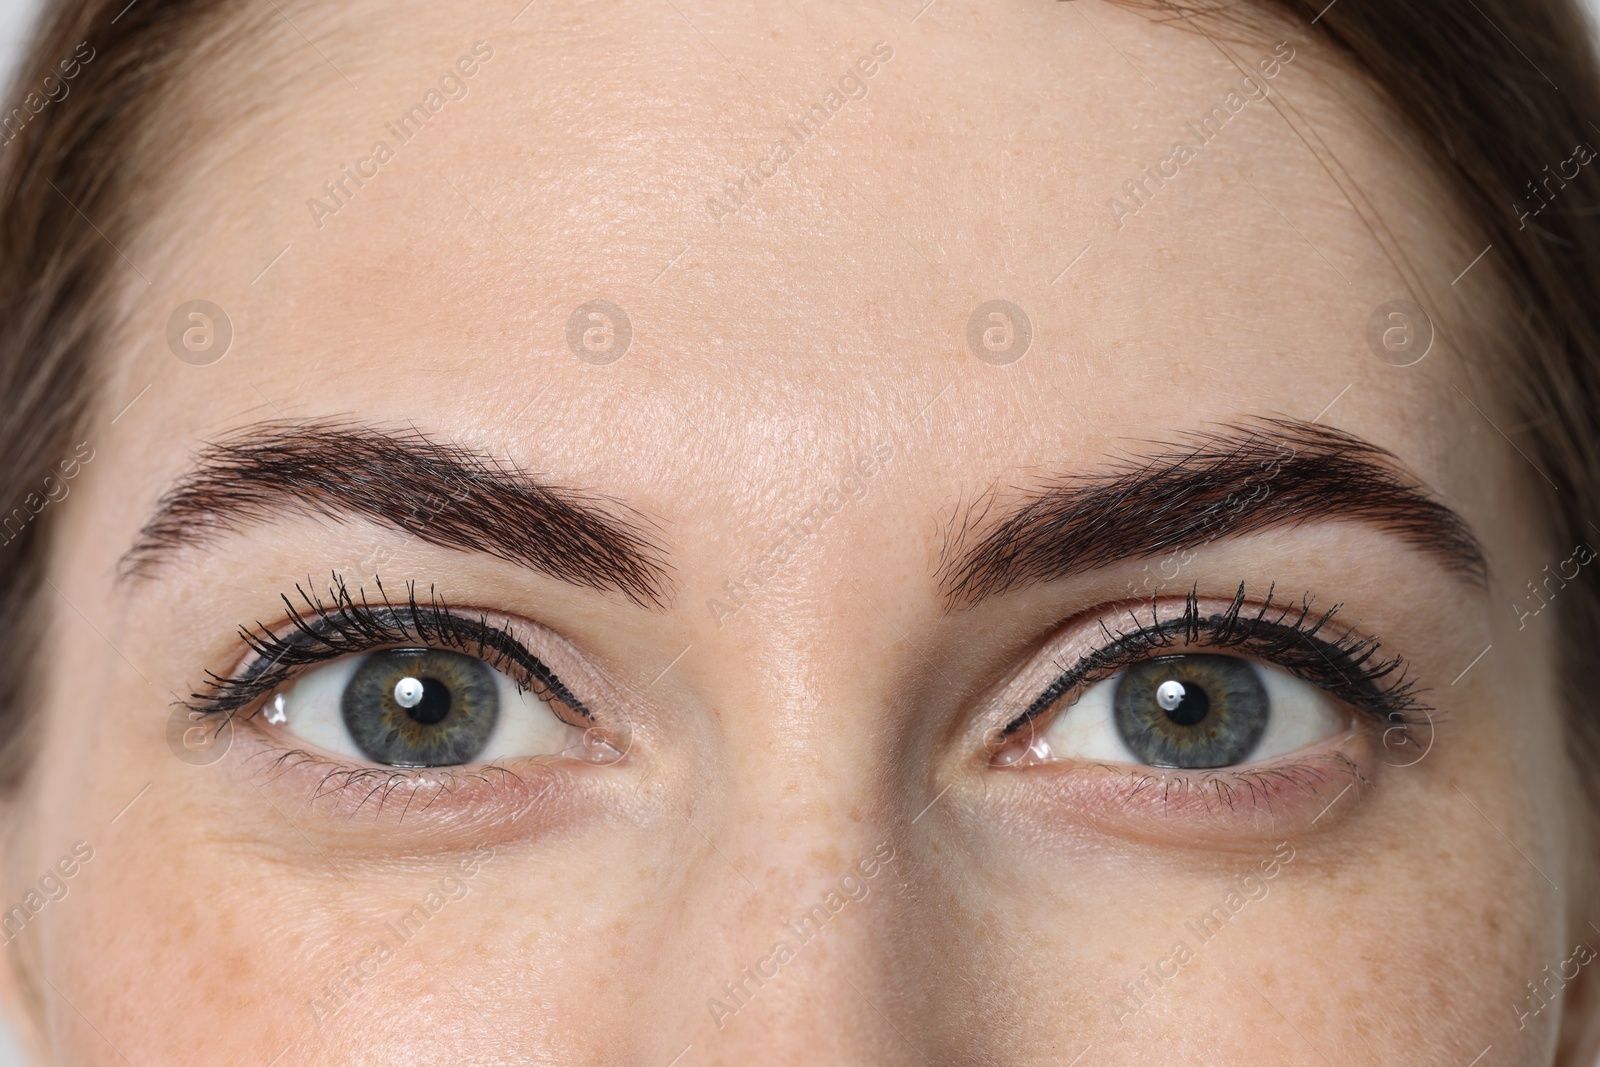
0 0 263 786
1255 0 1600 772
0 0 1596 786
1121 0 1600 781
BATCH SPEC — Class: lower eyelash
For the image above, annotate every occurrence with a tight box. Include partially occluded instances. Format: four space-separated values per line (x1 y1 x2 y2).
1078 750 1373 819
1003 582 1432 742
1133 753 1365 807
232 732 582 825
255 744 539 816
184 572 591 726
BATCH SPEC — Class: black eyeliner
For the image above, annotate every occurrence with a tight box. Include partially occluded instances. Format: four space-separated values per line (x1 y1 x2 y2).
184 573 593 725
1003 582 1430 739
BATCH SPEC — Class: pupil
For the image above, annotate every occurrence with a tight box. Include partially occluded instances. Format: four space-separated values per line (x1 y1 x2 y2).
403 676 452 726
1159 679 1209 727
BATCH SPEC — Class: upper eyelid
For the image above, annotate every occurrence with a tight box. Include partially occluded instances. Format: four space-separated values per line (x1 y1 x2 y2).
1001 590 1425 737
188 577 594 723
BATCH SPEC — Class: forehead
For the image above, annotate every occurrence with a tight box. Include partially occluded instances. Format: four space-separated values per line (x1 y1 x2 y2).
118 0 1482 527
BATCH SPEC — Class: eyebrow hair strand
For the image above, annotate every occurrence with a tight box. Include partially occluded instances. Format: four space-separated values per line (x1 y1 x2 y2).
121 421 672 606
940 418 1487 605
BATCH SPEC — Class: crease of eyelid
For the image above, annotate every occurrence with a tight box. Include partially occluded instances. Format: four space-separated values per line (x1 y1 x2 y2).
117 419 674 607
938 417 1489 606
184 573 595 726
998 584 1430 740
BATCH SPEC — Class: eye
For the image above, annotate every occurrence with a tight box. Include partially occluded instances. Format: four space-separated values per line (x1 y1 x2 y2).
1007 652 1349 770
262 646 587 768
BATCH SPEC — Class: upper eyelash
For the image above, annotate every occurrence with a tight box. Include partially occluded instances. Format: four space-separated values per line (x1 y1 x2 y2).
1001 581 1431 739
184 572 592 726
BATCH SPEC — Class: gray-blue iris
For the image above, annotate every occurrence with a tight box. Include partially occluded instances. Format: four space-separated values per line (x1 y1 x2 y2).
342 647 499 767
1113 654 1269 768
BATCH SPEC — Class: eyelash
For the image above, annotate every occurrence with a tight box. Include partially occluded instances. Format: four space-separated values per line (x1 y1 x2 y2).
189 577 1423 791
1003 582 1431 744
184 573 591 729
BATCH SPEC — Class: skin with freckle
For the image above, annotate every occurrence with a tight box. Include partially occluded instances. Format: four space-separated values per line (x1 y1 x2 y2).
0 1 1591 1065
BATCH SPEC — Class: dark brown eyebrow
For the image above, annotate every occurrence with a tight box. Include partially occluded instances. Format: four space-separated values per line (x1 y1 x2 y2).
121 421 671 606
940 418 1487 605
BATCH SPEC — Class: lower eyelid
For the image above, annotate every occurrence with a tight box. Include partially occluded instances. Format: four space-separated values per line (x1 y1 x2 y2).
230 731 599 841
984 742 1377 850
1097 748 1370 833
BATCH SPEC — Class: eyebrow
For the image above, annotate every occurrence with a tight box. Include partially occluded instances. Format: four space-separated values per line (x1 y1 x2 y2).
122 421 671 606
940 418 1487 605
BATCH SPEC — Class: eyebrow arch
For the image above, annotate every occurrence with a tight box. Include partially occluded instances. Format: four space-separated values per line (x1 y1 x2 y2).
940 418 1487 605
121 421 672 606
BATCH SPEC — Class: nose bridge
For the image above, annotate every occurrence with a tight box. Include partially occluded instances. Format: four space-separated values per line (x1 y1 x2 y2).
647 670 915 1062
648 495 938 1063
671 798 918 1066
677 810 1034 1067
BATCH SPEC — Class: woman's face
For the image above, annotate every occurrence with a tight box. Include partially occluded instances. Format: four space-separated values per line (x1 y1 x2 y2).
8 1 1588 1063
